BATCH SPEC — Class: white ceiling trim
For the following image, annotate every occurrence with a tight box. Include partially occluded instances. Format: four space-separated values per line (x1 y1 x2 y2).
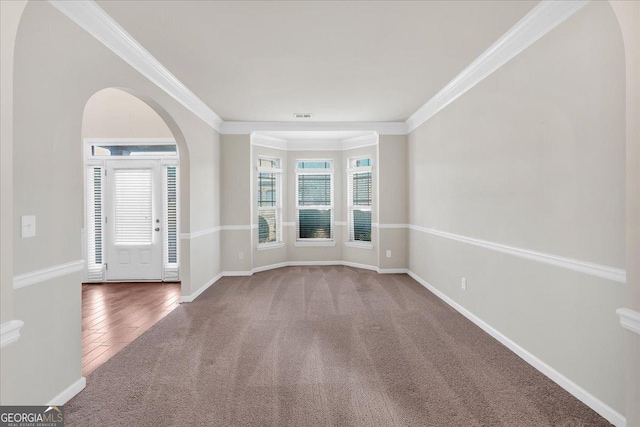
251 132 378 151
406 0 589 133
48 0 224 132
50 0 587 137
224 121 407 135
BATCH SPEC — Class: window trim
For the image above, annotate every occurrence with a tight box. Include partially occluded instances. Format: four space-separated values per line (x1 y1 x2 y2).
347 156 373 247
257 156 283 248
295 159 334 243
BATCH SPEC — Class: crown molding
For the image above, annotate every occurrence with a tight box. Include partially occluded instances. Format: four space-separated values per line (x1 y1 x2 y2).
251 131 378 151
48 0 223 132
50 0 587 137
406 0 589 133
224 121 407 135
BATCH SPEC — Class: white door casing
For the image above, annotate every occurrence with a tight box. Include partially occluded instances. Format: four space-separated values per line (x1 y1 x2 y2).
105 160 163 281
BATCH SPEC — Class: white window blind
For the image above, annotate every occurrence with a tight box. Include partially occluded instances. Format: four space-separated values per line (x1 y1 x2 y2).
114 169 153 245
164 166 179 280
257 157 282 245
296 162 333 240
86 166 104 281
347 158 372 243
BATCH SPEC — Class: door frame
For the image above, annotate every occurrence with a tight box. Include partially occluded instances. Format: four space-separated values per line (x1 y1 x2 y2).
104 159 163 281
82 138 180 283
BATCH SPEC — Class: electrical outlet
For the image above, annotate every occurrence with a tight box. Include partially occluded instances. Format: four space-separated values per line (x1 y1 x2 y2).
386 250 391 258
461 277 467 290
239 251 244 260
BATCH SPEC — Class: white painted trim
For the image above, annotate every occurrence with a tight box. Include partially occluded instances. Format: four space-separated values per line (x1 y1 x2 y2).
257 242 285 251
222 261 404 276
48 377 86 406
345 242 374 250
0 320 25 348
406 270 626 427
252 262 290 273
221 271 254 277
180 273 223 302
406 0 589 132
378 268 409 274
252 132 379 151
84 138 176 145
13 260 85 290
180 264 408 302
409 225 626 283
49 1 588 137
227 122 407 135
180 225 257 239
251 134 289 150
222 225 253 231
335 221 347 226
377 223 409 229
295 240 336 247
180 226 221 240
283 222 296 227
48 0 223 132
616 308 640 335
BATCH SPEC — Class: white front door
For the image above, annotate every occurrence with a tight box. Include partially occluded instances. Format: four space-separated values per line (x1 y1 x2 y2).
105 160 163 281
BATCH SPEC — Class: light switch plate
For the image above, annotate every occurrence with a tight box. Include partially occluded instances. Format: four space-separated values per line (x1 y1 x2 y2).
21 215 36 238
386 250 392 258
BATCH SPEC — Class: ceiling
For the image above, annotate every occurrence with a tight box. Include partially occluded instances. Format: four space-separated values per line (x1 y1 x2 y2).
97 0 537 123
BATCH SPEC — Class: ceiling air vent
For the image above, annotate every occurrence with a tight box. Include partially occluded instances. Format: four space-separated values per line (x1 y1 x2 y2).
293 113 312 119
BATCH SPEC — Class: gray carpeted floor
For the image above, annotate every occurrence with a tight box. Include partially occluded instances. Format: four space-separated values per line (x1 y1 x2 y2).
66 266 610 426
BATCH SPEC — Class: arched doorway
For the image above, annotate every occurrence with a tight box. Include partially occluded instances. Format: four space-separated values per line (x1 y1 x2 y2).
79 88 186 374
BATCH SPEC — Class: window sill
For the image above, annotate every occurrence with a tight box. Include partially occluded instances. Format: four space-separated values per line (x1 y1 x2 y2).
295 240 336 247
257 242 285 251
345 242 374 250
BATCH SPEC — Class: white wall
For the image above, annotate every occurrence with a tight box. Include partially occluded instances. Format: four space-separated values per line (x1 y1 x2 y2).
224 135 400 273
82 88 173 139
0 0 27 328
407 0 626 416
378 135 408 271
2 0 221 404
609 2 640 425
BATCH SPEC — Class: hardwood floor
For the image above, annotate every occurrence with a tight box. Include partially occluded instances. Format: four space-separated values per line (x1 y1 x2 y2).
81 282 181 376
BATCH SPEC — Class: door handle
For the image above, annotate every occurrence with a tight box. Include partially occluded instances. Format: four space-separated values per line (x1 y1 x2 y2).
155 227 160 232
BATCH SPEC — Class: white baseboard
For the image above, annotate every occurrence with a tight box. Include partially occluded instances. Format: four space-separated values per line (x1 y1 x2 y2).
250 261 406 275
406 270 626 427
221 270 253 277
48 377 86 406
181 263 407 303
180 273 223 302
378 268 409 274
252 262 289 273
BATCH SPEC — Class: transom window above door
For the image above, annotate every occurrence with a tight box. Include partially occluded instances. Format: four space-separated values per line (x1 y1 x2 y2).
85 139 177 159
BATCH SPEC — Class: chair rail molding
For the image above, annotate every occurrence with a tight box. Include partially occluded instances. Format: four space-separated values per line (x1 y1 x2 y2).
13 260 85 289
409 224 626 283
406 0 589 132
616 308 640 335
0 320 25 348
